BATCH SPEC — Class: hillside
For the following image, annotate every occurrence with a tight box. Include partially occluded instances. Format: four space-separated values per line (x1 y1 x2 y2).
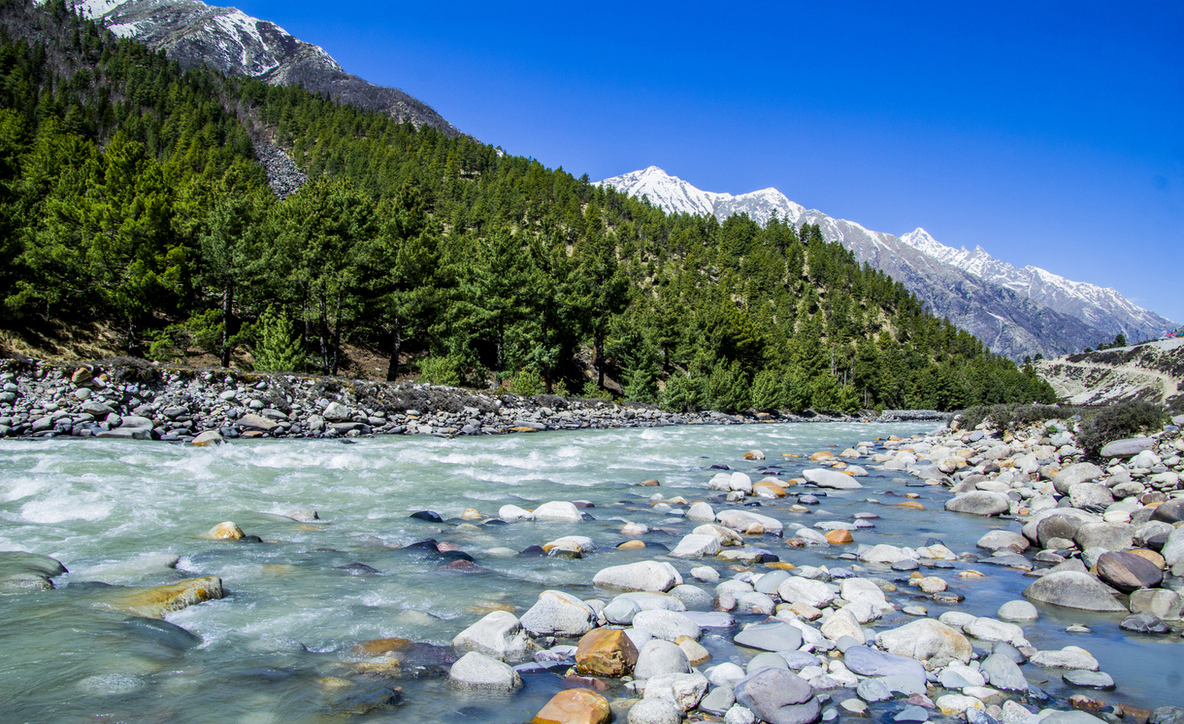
0 0 1053 415
55 0 461 137
1037 337 1184 411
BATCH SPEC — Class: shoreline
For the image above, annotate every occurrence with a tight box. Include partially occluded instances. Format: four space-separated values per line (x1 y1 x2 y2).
0 358 950 442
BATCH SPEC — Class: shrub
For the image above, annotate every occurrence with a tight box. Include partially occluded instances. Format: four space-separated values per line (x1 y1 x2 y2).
1078 400 1167 457
750 369 783 412
252 307 306 372
660 372 703 413
418 355 463 387
511 367 543 397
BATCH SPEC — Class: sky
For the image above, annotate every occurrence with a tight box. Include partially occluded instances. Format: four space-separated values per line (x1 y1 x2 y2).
231 0 1184 325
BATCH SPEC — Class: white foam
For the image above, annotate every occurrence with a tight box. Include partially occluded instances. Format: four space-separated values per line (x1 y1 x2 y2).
20 495 112 524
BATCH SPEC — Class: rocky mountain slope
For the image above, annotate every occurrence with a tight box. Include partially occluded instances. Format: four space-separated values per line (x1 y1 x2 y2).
598 167 1175 360
57 0 461 136
1037 337 1184 410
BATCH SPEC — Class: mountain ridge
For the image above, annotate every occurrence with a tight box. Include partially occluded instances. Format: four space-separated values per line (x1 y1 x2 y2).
55 0 462 137
597 166 1174 360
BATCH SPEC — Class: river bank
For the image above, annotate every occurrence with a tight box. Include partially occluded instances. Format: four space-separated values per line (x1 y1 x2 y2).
0 357 948 441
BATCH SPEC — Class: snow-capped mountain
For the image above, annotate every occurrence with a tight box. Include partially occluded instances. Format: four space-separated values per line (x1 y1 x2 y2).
897 229 1172 340
606 166 805 225
598 167 1175 359
57 0 460 136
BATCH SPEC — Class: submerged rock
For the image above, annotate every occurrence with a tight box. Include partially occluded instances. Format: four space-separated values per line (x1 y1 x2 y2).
0 551 66 592
96 576 225 618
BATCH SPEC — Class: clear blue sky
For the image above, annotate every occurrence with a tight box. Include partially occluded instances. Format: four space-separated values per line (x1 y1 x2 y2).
233 0 1183 325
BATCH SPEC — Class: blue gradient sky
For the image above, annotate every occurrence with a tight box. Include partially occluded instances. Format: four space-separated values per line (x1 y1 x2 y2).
233 0 1184 325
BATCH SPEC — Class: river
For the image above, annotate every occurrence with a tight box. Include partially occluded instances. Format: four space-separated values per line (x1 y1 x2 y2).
0 422 1179 722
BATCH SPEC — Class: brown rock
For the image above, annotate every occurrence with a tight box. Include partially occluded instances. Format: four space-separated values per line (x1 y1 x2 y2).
1069 695 1105 713
638 479 661 487
744 450 766 461
1096 551 1163 593
531 688 612 724
810 451 835 461
825 529 854 544
207 521 244 540
352 638 414 657
894 502 926 510
617 540 646 550
575 628 638 677
753 480 786 498
1128 548 1166 570
98 576 224 618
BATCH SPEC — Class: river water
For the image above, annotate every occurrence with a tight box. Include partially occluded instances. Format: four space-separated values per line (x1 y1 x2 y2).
1 423 1179 722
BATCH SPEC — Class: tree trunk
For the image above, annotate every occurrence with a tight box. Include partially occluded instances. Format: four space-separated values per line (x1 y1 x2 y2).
330 288 343 376
386 316 401 382
220 282 234 368
595 318 606 389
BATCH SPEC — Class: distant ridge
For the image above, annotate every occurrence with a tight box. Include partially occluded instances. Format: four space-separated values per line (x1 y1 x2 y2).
58 0 461 136
598 166 1175 360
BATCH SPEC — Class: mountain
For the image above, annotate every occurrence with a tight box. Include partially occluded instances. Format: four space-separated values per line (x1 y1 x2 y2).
55 0 461 136
598 166 1175 360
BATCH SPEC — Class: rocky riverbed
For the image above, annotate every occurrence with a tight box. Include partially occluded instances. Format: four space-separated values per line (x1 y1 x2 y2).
3 409 1183 724
0 358 945 441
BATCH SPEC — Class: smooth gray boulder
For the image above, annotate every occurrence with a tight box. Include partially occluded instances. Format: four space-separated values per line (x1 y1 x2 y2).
1130 588 1184 620
0 551 66 592
1023 571 1126 612
997 600 1039 622
1053 463 1105 495
451 611 529 660
842 646 926 692
1073 522 1136 552
448 651 523 691
634 639 691 678
627 698 682 724
977 530 1029 553
1099 438 1155 458
594 561 682 592
980 652 1028 691
803 468 862 490
734 668 821 724
519 590 596 636
733 622 803 653
945 491 1010 516
632 609 701 642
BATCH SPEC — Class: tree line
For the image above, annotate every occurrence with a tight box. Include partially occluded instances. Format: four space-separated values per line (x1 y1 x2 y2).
0 0 1055 413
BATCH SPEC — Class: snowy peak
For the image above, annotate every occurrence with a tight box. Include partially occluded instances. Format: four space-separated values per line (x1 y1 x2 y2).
599 167 1175 358
56 0 460 135
602 166 717 217
597 166 805 226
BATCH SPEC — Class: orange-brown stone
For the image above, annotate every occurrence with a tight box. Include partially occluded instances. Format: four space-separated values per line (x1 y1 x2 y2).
825 529 854 544
893 502 926 510
753 480 786 497
617 540 646 550
531 686 611 724
1128 548 1166 570
352 637 414 657
810 451 835 461
574 628 638 677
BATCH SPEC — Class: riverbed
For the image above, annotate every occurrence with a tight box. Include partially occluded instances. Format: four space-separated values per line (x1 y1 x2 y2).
1 423 1179 722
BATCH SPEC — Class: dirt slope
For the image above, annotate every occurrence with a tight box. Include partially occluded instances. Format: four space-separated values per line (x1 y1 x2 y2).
1036 337 1184 410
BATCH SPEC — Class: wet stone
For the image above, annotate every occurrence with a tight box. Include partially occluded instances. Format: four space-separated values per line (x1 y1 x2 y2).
1063 670 1116 690
1120 612 1171 634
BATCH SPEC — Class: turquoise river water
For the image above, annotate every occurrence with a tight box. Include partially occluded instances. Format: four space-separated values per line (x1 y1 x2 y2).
1 422 1180 722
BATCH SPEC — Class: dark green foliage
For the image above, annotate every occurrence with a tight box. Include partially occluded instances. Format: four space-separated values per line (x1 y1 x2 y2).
0 0 1057 414
1078 401 1167 457
252 306 306 372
